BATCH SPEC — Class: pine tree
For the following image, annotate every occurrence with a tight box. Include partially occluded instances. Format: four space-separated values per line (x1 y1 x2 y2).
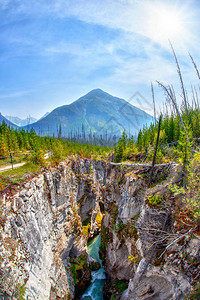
10 130 19 152
174 115 180 142
168 115 175 143
178 123 193 166
121 130 128 149
0 134 8 156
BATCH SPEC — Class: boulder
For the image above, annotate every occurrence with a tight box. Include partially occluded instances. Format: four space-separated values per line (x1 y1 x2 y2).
88 256 101 271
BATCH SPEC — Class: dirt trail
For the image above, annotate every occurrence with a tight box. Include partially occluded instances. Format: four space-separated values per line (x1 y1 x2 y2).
0 162 26 173
0 151 52 173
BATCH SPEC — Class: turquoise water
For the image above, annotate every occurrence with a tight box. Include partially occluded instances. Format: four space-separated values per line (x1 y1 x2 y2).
81 235 106 300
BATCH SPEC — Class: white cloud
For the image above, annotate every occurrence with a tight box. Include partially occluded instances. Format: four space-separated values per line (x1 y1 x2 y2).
51 1 199 49
1 0 200 118
1 2 197 36
2 0 199 53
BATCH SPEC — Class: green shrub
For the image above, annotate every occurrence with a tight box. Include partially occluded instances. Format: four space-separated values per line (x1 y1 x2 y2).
147 194 163 206
70 254 87 285
51 139 64 164
114 222 124 233
169 152 200 221
114 278 128 293
29 148 46 166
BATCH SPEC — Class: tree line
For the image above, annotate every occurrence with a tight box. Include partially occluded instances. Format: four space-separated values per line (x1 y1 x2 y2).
0 121 111 164
114 45 200 163
0 121 51 156
34 122 119 147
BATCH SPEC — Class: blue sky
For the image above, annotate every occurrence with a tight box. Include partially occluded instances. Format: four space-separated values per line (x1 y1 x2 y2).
0 0 200 119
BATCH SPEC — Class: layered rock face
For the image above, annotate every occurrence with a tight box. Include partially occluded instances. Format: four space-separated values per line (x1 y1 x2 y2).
99 165 200 300
0 158 106 299
0 158 199 300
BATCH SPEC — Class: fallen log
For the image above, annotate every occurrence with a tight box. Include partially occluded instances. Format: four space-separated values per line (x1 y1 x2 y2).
110 162 177 168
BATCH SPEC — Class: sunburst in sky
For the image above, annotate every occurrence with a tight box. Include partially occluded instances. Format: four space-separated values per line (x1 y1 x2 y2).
145 4 187 43
0 0 199 118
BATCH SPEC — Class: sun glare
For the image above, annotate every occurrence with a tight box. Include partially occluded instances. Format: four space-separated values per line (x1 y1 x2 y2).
146 4 186 44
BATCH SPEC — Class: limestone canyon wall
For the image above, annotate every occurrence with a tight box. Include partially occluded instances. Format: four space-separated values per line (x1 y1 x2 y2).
0 157 199 299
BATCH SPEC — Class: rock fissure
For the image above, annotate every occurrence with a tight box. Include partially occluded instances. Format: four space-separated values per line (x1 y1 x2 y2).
0 158 199 299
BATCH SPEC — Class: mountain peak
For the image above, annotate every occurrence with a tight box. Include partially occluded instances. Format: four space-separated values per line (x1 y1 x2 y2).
77 89 119 103
74 88 111 104
25 89 154 140
85 88 106 96
89 88 104 93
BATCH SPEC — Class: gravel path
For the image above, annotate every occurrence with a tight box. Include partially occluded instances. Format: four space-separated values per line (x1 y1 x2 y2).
0 162 26 173
0 151 52 173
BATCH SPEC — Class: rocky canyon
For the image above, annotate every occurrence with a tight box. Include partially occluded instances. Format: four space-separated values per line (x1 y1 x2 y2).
0 157 199 299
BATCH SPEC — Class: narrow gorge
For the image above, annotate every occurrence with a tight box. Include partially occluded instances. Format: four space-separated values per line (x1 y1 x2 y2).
0 157 199 299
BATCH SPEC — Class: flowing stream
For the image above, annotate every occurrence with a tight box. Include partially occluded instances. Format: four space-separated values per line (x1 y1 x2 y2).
81 235 106 300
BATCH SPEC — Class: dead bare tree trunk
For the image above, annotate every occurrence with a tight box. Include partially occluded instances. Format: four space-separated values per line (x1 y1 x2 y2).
169 41 188 111
151 82 157 125
189 52 200 82
157 81 185 128
148 115 162 187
